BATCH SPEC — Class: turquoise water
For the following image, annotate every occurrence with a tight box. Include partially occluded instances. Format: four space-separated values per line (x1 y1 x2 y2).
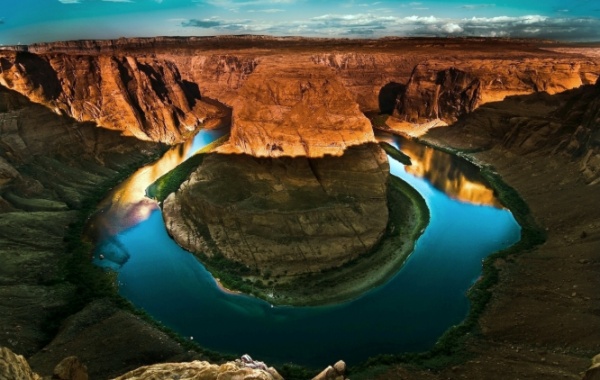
93 134 521 368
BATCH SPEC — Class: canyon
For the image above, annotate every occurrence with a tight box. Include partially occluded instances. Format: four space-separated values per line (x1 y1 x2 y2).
0 36 598 379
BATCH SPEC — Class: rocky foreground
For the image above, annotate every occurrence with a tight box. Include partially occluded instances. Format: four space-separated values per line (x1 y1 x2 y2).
0 36 599 379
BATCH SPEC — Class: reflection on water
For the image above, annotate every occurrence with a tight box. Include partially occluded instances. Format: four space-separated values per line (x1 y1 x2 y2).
379 132 502 208
87 127 228 268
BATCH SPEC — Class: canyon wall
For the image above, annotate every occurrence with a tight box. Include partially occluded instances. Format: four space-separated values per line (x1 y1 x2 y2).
0 51 224 143
2 38 599 149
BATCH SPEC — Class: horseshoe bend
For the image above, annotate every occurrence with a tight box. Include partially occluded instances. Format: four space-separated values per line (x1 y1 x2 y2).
0 36 599 379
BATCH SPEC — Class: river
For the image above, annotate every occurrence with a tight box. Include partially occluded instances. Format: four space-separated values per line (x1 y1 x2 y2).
91 128 521 368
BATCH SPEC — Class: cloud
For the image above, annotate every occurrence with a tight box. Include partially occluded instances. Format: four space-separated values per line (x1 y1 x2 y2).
57 0 81 3
182 18 224 28
441 23 463 33
409 15 600 41
178 12 600 41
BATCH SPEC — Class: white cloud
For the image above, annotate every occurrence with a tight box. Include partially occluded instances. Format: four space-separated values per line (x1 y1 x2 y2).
442 23 463 33
57 0 81 3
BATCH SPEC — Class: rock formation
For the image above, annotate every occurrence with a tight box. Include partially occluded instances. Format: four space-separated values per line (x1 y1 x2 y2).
218 63 375 157
163 143 389 277
1 346 284 380
113 359 282 380
312 360 348 380
392 59 598 124
0 52 223 143
0 347 41 380
162 60 389 280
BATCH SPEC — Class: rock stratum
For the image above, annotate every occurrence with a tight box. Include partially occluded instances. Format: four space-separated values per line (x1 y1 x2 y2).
0 36 599 380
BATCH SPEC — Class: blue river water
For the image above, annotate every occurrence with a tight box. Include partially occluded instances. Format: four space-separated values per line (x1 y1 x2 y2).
93 131 521 368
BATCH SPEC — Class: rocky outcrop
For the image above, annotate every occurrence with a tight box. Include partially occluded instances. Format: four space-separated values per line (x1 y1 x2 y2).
397 66 482 122
218 63 375 157
583 354 600 380
163 143 389 277
0 347 41 380
393 59 598 123
312 360 348 380
0 52 223 143
1 346 282 380
53 356 88 380
113 360 281 380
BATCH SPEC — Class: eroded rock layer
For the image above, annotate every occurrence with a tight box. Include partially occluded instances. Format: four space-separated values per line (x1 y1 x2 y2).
163 143 389 276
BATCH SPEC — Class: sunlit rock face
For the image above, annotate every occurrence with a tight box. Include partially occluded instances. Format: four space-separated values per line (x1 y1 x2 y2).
217 63 375 158
397 67 482 123
0 51 222 143
0 347 41 380
392 60 598 124
163 143 389 276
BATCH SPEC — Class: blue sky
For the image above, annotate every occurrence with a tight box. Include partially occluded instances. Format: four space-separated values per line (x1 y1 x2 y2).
2 0 600 44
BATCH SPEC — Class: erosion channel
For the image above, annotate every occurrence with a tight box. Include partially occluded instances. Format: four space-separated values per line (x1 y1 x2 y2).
89 126 521 368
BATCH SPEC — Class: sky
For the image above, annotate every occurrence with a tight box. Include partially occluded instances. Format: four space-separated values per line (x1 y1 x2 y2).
1 0 600 45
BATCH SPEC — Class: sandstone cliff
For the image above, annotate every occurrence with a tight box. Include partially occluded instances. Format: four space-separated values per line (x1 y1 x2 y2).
163 143 389 277
218 63 375 157
0 52 223 143
393 59 598 123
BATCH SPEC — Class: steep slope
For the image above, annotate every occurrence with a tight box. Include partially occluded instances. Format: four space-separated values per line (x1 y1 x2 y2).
0 52 223 143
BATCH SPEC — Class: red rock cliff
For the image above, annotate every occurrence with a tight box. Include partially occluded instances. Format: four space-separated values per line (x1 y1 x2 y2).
0 52 222 143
